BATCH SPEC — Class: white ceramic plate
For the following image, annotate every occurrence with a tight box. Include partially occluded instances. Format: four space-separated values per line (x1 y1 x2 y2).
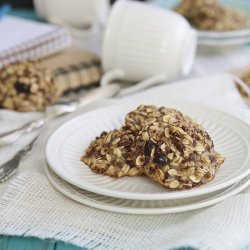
46 100 250 200
152 0 250 46
45 164 250 215
198 36 250 46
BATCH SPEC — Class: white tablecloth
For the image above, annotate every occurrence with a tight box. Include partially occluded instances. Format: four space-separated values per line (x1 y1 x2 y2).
0 73 250 250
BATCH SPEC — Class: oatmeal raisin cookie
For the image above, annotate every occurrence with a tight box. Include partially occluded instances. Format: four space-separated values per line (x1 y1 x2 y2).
127 105 225 190
81 128 144 178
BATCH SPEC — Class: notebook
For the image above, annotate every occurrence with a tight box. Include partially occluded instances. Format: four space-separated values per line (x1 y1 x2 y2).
0 16 71 68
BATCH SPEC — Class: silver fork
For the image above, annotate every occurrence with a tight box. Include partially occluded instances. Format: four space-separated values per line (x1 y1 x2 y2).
0 102 77 146
0 83 121 146
0 137 38 183
0 84 121 182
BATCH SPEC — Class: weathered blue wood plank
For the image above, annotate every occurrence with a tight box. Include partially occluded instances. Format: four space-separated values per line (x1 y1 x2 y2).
55 241 84 250
0 235 55 250
0 235 86 250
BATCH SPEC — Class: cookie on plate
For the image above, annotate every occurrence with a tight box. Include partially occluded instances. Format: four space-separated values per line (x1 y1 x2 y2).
128 105 225 190
176 0 247 31
0 61 59 112
81 128 143 178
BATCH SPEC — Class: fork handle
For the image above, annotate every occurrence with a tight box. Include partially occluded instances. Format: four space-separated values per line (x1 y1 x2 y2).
0 154 21 183
0 119 45 146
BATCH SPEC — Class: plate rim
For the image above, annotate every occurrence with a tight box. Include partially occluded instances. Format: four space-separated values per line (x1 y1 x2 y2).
197 29 250 38
198 36 250 46
45 164 250 215
46 100 250 200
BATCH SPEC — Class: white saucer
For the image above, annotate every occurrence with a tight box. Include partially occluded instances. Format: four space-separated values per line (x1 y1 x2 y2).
45 164 250 215
46 100 250 200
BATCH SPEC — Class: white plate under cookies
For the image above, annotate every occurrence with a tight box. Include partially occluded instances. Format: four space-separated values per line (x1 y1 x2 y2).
45 164 250 215
46 100 250 200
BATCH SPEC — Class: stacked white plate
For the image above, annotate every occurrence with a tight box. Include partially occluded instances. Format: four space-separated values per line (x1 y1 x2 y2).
152 0 250 46
45 100 250 214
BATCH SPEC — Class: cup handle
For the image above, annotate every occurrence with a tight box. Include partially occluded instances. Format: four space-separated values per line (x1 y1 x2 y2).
118 73 167 97
100 69 125 87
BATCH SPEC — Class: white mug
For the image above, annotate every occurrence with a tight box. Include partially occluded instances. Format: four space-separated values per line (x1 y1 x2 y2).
33 0 110 29
101 0 197 90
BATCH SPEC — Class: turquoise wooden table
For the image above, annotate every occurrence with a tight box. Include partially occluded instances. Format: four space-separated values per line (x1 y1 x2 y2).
0 235 84 250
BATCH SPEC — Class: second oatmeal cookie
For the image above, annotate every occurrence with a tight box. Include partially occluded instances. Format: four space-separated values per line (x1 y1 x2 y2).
127 105 225 190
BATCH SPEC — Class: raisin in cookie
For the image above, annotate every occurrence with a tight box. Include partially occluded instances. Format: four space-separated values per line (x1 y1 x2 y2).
81 128 143 178
128 105 225 190
0 61 59 112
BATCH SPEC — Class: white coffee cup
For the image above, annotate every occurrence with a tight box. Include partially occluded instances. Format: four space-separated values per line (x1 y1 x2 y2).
33 0 110 29
101 0 197 88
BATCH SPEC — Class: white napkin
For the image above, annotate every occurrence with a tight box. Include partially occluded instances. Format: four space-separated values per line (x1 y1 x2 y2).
0 73 250 250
